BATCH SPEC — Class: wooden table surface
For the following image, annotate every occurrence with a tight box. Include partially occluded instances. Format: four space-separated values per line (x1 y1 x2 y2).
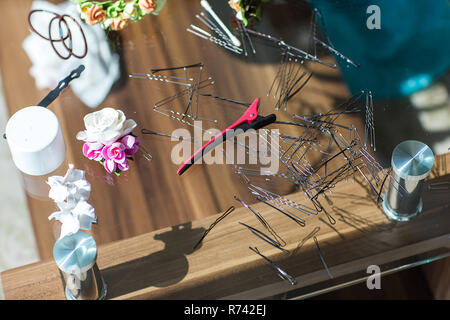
0 0 354 260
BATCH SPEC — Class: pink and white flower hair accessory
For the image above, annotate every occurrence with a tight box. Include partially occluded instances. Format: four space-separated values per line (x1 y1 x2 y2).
76 107 151 175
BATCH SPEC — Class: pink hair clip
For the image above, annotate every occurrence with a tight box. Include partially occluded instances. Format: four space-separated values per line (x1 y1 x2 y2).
76 107 151 175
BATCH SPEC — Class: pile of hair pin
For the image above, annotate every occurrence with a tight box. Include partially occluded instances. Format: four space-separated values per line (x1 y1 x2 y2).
186 0 243 55
130 62 218 130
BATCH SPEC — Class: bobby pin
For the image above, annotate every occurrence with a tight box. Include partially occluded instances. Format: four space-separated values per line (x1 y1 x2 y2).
321 206 336 225
239 20 256 54
196 13 234 46
187 27 243 55
283 47 336 69
308 8 359 68
129 73 193 87
269 53 313 111
151 62 204 73
293 114 354 131
291 226 320 256
355 165 383 203
141 129 194 141
193 206 235 250
428 181 450 191
237 20 248 56
239 222 289 254
248 184 317 216
153 78 214 108
235 19 256 56
199 93 251 107
364 91 376 151
249 247 297 285
313 236 333 279
256 197 306 228
200 0 241 47
244 9 358 69
138 144 153 161
234 196 286 247
151 72 217 126
301 109 361 118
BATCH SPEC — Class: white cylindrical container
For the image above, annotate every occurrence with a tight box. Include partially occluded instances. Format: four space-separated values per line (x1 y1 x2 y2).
5 106 66 176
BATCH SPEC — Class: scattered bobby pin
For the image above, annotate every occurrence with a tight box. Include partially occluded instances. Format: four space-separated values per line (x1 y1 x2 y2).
249 247 297 285
313 236 333 279
239 222 289 254
234 196 286 247
193 206 235 250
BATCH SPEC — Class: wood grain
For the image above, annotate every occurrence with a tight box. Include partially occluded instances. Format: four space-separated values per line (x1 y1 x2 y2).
0 0 355 260
2 153 448 300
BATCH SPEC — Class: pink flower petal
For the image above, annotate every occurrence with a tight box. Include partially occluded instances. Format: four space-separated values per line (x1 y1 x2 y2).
125 144 139 157
84 143 105 160
118 160 129 171
111 142 126 150
121 135 136 149
102 145 111 160
104 159 117 174
83 143 90 158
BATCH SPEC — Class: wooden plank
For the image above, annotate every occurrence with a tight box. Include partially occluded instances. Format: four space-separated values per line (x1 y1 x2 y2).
422 257 450 299
2 153 449 300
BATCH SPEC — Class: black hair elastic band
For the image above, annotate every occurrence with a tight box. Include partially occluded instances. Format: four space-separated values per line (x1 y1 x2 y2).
28 9 87 60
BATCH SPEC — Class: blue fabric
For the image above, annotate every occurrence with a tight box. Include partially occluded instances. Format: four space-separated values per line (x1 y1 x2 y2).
309 0 450 98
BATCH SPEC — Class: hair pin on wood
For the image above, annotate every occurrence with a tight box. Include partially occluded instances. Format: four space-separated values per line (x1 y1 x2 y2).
249 247 297 285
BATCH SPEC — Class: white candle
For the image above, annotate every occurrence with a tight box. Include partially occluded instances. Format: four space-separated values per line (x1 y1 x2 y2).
5 106 66 176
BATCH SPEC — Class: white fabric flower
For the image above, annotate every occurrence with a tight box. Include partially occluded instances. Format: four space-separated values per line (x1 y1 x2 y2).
47 164 91 212
123 2 139 20
47 164 97 239
76 107 137 145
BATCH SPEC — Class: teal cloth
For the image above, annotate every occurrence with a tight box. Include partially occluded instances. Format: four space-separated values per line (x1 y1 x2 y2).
309 0 450 98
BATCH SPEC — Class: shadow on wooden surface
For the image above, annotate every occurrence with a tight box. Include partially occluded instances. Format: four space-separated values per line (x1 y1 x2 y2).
102 222 205 299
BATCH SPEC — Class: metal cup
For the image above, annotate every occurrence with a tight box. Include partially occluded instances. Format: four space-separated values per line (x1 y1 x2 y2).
53 231 107 300
382 140 435 221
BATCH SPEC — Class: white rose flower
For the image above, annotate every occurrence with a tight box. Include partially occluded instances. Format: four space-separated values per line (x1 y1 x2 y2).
76 107 137 145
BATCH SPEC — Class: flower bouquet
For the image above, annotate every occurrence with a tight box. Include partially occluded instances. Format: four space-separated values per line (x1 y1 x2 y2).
72 0 166 31
76 107 141 175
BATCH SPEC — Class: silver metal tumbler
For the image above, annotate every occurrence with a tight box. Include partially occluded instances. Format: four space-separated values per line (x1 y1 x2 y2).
53 231 107 300
382 140 435 221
